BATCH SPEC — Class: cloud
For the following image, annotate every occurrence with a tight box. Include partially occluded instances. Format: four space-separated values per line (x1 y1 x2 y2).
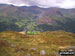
56 0 75 8
0 0 75 8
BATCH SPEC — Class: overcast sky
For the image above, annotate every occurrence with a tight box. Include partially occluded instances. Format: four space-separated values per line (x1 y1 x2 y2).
0 0 75 9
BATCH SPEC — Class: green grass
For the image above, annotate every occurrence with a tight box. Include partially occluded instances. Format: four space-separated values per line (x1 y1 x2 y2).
0 30 75 56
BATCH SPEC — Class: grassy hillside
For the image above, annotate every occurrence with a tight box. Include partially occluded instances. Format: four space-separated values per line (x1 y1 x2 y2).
0 31 75 56
1 4 75 32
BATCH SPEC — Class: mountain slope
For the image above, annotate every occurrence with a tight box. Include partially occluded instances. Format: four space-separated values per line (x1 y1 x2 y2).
0 4 75 32
0 31 75 56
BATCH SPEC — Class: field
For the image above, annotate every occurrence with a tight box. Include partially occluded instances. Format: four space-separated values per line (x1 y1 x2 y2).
0 30 75 56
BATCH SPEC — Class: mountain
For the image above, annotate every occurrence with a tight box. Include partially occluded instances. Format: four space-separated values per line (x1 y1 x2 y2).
0 31 75 56
0 4 75 32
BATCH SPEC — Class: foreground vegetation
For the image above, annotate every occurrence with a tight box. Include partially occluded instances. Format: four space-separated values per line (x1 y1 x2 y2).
0 30 75 56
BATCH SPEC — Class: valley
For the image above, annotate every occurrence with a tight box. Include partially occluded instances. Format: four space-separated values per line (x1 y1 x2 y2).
0 4 75 56
0 4 75 33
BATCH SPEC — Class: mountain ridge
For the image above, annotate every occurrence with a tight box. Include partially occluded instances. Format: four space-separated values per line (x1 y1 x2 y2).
0 4 75 32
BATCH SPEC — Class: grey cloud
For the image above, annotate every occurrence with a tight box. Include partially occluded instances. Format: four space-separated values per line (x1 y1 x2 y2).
0 0 75 8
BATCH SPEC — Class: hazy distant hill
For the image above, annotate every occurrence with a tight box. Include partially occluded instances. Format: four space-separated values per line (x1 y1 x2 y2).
0 4 75 32
0 31 75 56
